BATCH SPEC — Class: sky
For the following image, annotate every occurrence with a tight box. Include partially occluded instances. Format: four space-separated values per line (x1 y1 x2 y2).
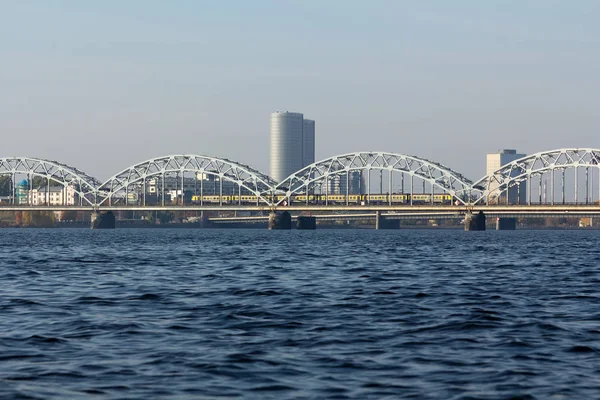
1 0 599 182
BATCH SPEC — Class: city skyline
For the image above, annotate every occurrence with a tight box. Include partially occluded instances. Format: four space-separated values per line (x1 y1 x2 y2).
1 1 599 181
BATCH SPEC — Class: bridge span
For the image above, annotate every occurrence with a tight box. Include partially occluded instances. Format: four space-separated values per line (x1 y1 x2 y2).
1 149 600 223
3 204 600 217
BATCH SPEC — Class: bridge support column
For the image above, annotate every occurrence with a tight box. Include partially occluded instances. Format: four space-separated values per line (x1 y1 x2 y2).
268 211 292 230
297 216 316 230
464 211 486 231
496 217 517 230
91 211 116 229
375 211 400 230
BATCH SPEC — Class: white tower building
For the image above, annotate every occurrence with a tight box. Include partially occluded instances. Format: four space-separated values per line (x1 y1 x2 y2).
303 119 315 167
270 111 316 183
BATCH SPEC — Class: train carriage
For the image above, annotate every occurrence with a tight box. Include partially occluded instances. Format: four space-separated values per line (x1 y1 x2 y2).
190 192 456 205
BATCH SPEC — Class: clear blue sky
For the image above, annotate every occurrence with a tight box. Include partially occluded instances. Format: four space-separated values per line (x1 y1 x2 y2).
1 0 598 180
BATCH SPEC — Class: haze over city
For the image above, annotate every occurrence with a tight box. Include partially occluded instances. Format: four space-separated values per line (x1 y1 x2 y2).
2 1 599 181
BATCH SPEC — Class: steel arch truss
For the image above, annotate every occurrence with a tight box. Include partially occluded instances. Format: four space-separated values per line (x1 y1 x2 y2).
0 157 101 205
472 148 600 205
97 155 276 206
272 152 474 205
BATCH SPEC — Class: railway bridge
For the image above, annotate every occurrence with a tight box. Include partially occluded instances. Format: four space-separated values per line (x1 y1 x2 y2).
1 149 599 229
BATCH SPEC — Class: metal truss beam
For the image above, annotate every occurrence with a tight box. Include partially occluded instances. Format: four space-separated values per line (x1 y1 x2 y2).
97 155 276 206
271 152 474 205
472 148 600 205
3 148 600 208
0 157 101 206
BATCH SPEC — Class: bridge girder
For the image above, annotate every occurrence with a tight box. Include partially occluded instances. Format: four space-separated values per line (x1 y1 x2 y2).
96 155 276 206
0 157 101 206
271 152 474 205
472 148 600 205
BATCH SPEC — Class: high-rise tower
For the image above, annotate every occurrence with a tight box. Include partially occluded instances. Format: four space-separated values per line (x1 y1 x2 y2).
302 119 315 167
270 111 316 182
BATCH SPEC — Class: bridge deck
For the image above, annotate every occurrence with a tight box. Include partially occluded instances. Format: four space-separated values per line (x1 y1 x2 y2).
3 205 600 219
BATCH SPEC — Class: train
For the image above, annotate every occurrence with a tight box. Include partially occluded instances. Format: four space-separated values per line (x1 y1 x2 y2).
190 193 454 205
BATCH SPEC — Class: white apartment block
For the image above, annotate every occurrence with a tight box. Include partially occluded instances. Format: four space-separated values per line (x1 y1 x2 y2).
28 186 77 206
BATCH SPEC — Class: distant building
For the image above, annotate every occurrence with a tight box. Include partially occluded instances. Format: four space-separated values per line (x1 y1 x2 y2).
16 180 29 205
143 175 253 204
486 149 526 204
270 111 316 183
326 171 365 195
28 185 77 206
147 175 252 196
349 171 366 194
303 119 315 167
147 177 197 195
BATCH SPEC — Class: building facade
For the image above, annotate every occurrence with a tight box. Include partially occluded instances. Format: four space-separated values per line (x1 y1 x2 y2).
303 119 315 167
270 111 316 183
325 171 365 195
486 149 526 204
28 185 77 206
16 180 29 205
142 175 253 204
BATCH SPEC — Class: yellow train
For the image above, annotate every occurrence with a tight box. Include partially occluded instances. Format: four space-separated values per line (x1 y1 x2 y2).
190 194 453 205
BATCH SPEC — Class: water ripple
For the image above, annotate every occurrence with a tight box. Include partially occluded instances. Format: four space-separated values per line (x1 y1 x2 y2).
1 228 599 398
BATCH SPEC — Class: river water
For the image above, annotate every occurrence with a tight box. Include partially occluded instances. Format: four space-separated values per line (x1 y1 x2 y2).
0 228 599 399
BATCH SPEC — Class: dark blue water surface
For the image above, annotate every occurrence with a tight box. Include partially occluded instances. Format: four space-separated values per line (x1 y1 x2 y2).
1 228 600 399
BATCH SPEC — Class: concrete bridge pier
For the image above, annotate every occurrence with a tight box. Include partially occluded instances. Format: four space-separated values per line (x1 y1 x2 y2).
464 211 486 231
297 216 316 230
375 211 400 230
496 218 517 230
268 211 292 230
91 211 116 229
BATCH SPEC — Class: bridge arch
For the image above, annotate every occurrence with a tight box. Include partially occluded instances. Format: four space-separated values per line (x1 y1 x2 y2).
272 152 474 205
0 157 101 206
472 148 600 205
97 155 276 206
